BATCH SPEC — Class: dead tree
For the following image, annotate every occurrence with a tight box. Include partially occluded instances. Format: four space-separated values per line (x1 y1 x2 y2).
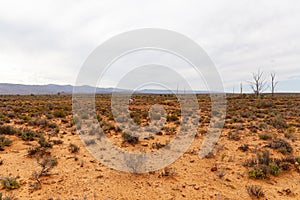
249 70 267 97
270 72 278 97
240 82 243 95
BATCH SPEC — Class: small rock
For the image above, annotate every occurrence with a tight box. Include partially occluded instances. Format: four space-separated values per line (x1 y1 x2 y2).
284 188 292 195
141 143 148 147
211 166 218 172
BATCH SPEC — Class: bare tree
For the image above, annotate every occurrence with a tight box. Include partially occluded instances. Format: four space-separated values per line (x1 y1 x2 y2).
240 81 243 95
249 70 267 97
270 72 279 97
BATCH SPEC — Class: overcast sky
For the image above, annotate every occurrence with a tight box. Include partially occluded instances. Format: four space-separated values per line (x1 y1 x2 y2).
0 0 299 92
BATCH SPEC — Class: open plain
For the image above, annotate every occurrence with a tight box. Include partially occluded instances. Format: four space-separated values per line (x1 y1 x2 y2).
0 94 300 199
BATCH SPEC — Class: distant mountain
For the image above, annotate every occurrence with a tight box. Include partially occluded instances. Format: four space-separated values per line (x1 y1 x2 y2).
0 83 209 95
137 89 208 94
0 83 113 95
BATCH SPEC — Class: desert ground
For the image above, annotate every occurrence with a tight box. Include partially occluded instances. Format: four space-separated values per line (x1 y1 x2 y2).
0 94 300 199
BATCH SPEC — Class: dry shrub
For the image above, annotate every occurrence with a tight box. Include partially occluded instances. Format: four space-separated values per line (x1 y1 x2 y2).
246 185 264 198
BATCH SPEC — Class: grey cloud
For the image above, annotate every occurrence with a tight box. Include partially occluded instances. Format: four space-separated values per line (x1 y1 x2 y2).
0 0 299 92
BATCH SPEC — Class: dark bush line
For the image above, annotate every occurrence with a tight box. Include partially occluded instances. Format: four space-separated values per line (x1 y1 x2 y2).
244 149 300 179
0 125 41 142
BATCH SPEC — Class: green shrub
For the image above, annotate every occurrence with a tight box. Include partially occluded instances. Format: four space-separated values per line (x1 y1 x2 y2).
269 163 281 176
0 177 19 191
248 168 267 179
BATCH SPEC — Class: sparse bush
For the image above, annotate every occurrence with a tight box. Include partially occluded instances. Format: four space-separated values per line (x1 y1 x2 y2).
81 113 89 120
267 115 288 129
257 101 274 109
96 114 102 122
164 126 177 135
151 113 161 120
28 118 47 127
53 110 66 118
38 136 53 148
84 139 96 146
27 147 41 157
244 158 257 167
160 167 177 177
258 122 268 130
287 126 296 134
0 177 19 191
258 133 273 140
132 116 141 125
284 132 296 141
101 122 115 131
61 119 68 124
0 192 17 200
51 139 63 145
46 114 54 119
227 132 241 141
244 149 299 178
30 156 58 192
152 142 166 149
68 143 80 153
257 150 270 165
48 123 58 129
281 163 291 171
122 132 139 145
246 185 264 198
27 147 51 158
0 125 17 135
238 144 249 152
36 156 58 176
167 114 179 122
21 129 39 141
0 136 12 151
267 138 293 154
